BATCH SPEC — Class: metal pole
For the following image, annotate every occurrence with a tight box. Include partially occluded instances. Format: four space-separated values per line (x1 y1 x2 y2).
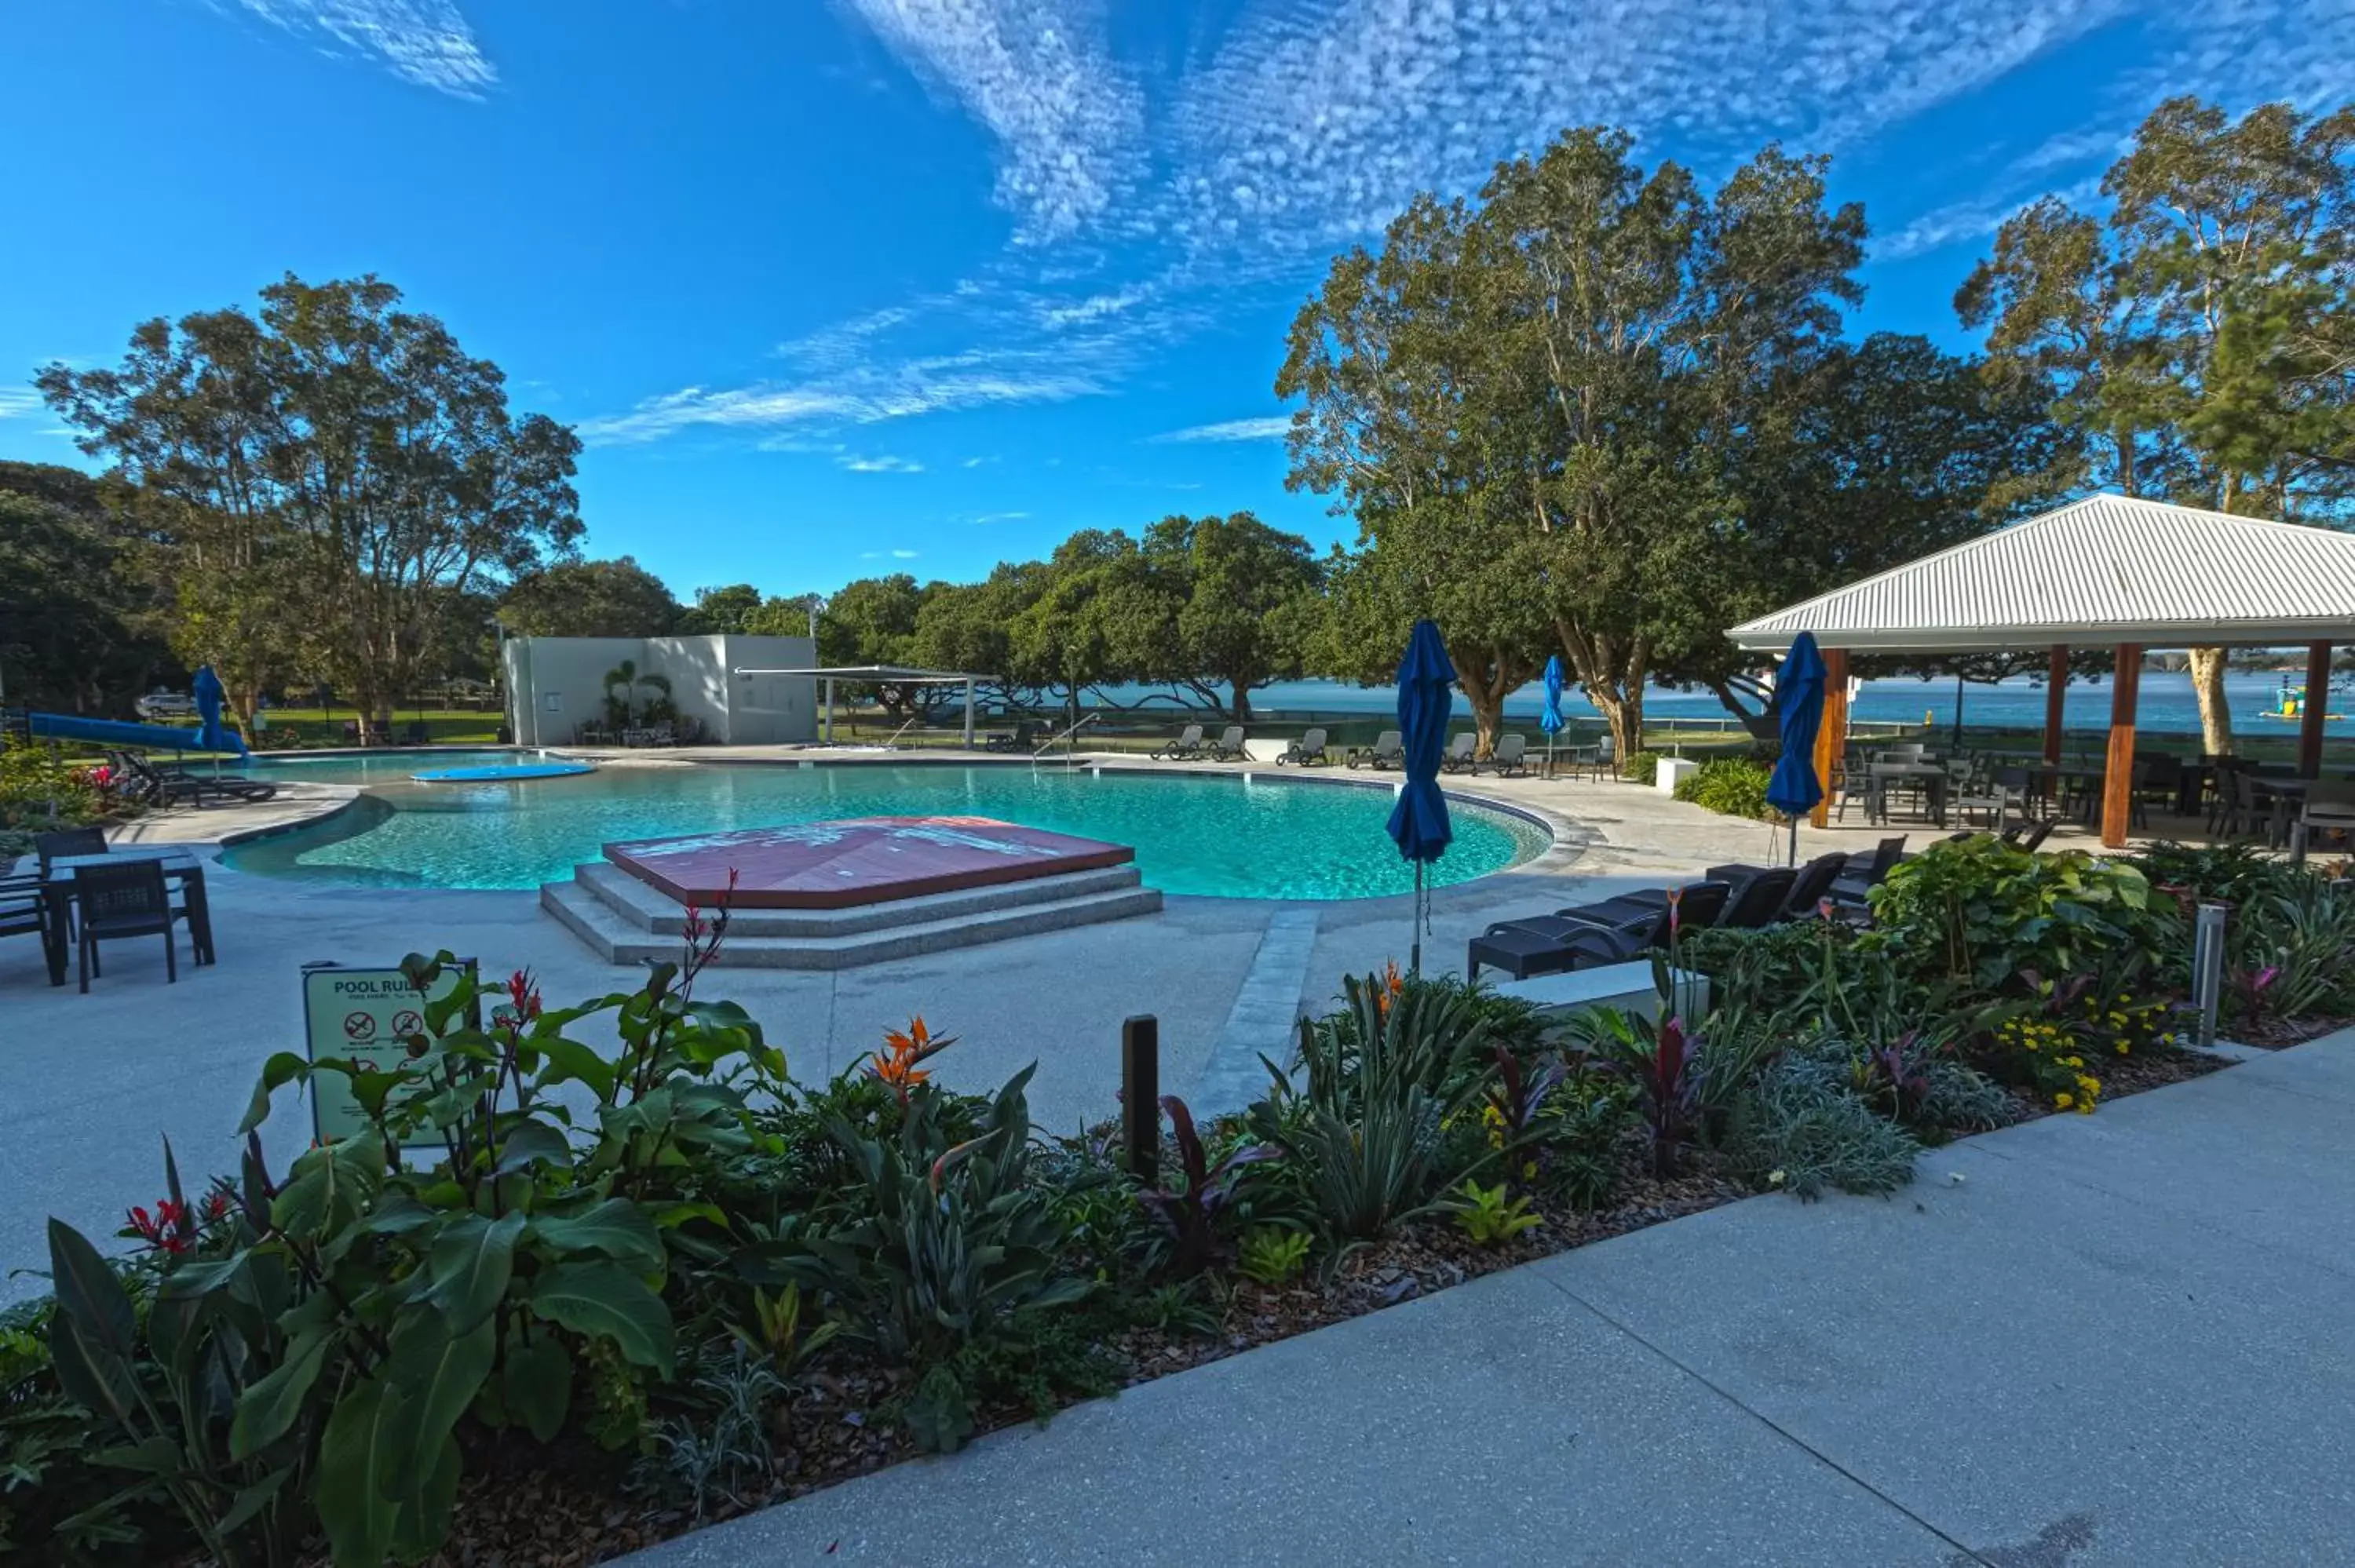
2192 901 2227 1048
1120 1016 1159 1183
1411 862 1425 978
963 680 976 749
823 677 834 744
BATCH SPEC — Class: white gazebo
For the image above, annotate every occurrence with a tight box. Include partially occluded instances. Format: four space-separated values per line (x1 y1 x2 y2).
729 663 990 748
1729 495 2355 848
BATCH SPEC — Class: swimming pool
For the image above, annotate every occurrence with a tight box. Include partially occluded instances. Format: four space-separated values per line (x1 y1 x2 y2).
247 749 544 783
223 763 1551 900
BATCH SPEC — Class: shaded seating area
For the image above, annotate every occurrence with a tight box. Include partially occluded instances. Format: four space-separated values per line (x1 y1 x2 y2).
1729 496 2355 849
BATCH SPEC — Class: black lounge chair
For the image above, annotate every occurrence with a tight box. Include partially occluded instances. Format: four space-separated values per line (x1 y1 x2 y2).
982 721 1038 754
1466 914 1658 982
1828 836 1907 907
2003 819 2057 851
1716 867 1798 928
1439 734 1478 774
1703 854 1849 922
1347 731 1404 770
115 751 278 805
1521 876 1735 940
1207 725 1247 760
1478 735 1530 777
1276 728 1330 767
1151 724 1207 760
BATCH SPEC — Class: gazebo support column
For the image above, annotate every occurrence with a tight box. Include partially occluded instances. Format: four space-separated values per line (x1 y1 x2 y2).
2043 646 2068 767
2101 644 2142 850
1811 647 1849 828
2298 641 2331 779
963 680 977 749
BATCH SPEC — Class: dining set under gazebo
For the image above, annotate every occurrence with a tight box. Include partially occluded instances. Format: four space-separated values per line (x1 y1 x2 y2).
1729 495 2355 852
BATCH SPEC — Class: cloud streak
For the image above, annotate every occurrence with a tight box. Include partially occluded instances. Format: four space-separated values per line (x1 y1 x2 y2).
1154 415 1291 443
0 388 42 420
219 0 497 96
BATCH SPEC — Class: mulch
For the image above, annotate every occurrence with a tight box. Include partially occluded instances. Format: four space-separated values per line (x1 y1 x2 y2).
2230 1013 2353 1050
411 1036 2276 1565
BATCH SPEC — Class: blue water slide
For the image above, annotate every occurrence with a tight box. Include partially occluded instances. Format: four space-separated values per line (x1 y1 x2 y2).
27 713 250 757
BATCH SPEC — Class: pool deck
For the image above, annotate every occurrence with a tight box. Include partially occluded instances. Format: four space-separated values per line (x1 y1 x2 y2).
3 747 1992 1300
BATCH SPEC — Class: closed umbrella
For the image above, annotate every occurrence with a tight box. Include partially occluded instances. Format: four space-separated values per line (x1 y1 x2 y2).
1387 620 1455 975
1764 632 1827 865
192 665 250 759
1539 655 1566 774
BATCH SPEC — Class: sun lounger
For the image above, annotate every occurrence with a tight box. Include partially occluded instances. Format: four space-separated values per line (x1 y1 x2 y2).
1346 731 1404 770
1151 724 1207 760
1439 734 1477 773
1478 735 1530 777
1276 727 1330 767
1207 725 1247 760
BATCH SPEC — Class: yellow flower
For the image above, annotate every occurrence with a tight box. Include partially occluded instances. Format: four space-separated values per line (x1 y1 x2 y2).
2116 1042 2130 1055
2054 1092 2073 1109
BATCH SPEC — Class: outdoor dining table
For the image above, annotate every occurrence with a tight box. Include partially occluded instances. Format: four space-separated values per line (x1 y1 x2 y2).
1868 761 1950 827
38 848 216 988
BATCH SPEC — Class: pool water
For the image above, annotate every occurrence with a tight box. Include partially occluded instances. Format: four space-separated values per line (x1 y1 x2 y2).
246 749 547 783
224 764 1550 900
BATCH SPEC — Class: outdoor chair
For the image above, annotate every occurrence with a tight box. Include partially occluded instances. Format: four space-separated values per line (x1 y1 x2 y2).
1466 918 1653 983
1779 852 1851 920
1500 877 1733 949
36 827 108 878
1207 725 1247 761
1479 735 1530 777
1717 866 1798 929
1150 724 1207 761
1346 731 1404 770
1563 732 1616 781
1438 733 1478 773
1276 728 1331 767
2002 819 2057 852
73 859 181 993
982 722 1038 754
400 720 430 745
0 870 52 972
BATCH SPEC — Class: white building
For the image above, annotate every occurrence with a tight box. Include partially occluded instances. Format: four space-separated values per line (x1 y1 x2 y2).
500 635 819 746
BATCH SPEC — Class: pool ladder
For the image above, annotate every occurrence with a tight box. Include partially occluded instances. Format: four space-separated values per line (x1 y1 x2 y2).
1031 714 1098 773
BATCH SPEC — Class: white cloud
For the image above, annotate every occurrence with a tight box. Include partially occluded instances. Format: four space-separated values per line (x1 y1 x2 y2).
892 548 920 558
1879 174 2104 261
216 0 496 97
838 454 926 472
1155 415 1292 443
834 0 1141 242
0 388 41 419
578 350 1108 446
971 509 1029 523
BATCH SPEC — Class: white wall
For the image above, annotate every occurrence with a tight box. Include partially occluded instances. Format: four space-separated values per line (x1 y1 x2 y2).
502 636 816 746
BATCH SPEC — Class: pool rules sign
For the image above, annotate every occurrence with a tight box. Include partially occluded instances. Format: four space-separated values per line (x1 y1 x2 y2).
298 961 478 1146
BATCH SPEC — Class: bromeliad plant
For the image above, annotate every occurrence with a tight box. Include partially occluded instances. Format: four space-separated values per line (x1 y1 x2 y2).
42 910 785 1568
1567 1001 1701 1179
1136 1096 1278 1278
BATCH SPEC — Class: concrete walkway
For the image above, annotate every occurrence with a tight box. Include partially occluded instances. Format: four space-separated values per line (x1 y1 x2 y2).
627 1031 2355 1568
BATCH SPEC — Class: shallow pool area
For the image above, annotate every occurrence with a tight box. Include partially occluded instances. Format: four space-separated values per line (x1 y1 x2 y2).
246 748 543 783
223 763 1550 900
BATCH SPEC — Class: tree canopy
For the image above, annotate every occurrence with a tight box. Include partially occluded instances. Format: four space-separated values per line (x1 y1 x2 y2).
498 557 683 638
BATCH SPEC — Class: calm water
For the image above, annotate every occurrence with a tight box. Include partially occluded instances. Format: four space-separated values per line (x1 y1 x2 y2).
224 764 1550 900
245 749 554 783
1111 670 2321 735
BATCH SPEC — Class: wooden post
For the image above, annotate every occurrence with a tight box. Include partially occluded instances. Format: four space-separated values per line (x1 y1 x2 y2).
1120 1015 1159 1183
2043 646 2068 768
2298 641 2331 779
2101 645 2142 850
1811 647 1849 829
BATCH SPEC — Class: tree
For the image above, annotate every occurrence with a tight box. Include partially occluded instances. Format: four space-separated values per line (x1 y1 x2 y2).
0 463 177 713
498 557 682 637
39 274 583 738
600 658 672 729
674 583 765 636
819 575 933 717
1282 129 1868 757
1140 512 1324 721
1959 97 2355 753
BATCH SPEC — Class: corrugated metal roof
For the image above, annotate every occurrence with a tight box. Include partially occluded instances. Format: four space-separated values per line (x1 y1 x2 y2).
1729 495 2355 652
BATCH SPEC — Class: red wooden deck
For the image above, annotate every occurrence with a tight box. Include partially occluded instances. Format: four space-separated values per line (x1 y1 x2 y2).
603 815 1134 909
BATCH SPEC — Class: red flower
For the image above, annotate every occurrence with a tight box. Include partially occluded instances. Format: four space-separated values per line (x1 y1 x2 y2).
206 1191 232 1222
505 968 543 1023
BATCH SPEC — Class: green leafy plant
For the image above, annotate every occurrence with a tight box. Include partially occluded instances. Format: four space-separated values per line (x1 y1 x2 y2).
1672 757 1774 819
1450 1180 1542 1246
1565 1004 1700 1178
1725 1056 1923 1201
1865 835 2160 991
1135 1096 1278 1278
1235 1227 1311 1286
1620 749 1664 786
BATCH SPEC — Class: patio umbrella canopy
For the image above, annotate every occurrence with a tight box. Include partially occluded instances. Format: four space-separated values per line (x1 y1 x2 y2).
1539 655 1566 767
1387 620 1455 973
1764 633 1827 862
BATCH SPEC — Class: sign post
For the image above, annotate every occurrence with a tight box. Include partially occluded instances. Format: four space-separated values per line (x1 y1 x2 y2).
299 961 479 1147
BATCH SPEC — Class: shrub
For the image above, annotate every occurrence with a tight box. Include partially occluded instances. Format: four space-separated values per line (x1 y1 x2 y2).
1564 1005 1701 1178
1236 1227 1311 1285
1450 1180 1542 1246
1135 1096 1278 1278
1672 757 1774 820
1864 834 2162 992
0 737 108 831
1725 1056 1922 1201
1621 749 1664 786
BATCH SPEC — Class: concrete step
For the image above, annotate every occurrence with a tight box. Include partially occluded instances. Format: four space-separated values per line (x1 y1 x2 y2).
566 858 1148 937
539 878 1163 970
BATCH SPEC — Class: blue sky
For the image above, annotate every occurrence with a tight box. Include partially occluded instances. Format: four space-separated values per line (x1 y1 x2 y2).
4 1 2350 604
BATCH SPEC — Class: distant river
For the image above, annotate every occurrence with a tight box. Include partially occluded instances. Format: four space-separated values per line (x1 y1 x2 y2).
1096 670 2324 735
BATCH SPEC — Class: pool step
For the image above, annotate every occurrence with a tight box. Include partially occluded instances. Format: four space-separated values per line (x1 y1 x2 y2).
568 858 1150 937
539 865 1163 970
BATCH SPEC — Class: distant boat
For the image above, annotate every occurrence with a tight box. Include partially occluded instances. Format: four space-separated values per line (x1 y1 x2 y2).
2259 675 2348 723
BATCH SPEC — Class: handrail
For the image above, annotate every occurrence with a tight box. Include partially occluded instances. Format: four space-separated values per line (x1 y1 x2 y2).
882 713 922 750
1032 713 1098 771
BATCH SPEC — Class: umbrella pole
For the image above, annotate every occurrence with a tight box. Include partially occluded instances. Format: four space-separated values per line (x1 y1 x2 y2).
1410 862 1424 979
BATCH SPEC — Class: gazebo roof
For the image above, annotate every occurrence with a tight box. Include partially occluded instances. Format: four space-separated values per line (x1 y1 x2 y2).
1729 495 2355 654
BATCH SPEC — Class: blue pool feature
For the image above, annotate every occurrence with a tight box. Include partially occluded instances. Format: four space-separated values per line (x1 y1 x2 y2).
249 748 539 783
223 764 1550 900
412 761 596 782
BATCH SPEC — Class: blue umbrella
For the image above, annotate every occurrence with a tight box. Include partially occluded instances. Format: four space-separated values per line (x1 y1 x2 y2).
192 665 250 758
1539 655 1566 772
1764 632 1828 864
1387 620 1455 973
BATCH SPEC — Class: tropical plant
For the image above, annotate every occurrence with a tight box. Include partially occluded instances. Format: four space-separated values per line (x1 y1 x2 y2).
1235 1227 1312 1286
1725 1056 1923 1201
1672 757 1775 820
1450 1180 1542 1246
1864 834 2160 991
1566 1005 1703 1178
601 658 674 730
1135 1096 1278 1278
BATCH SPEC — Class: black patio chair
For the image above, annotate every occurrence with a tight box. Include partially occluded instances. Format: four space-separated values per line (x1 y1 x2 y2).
36 826 108 878
73 859 180 993
1 870 53 971
1466 913 1658 983
1717 866 1798 929
1828 836 1907 907
1504 877 1734 948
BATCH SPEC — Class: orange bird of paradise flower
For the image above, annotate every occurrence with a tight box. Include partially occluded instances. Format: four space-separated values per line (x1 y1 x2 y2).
871 1015 958 1099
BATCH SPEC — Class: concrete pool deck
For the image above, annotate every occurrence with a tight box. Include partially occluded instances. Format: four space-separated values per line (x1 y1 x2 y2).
2 750 1967 1300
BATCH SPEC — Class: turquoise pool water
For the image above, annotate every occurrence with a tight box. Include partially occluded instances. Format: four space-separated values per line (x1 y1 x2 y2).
223 764 1550 900
246 749 546 783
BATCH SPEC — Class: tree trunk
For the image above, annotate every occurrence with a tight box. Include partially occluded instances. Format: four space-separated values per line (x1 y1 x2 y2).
1448 640 1519 758
2188 646 2233 756
1587 685 1645 767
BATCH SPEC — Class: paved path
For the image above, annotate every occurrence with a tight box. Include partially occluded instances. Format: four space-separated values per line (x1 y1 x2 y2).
627 1031 2355 1568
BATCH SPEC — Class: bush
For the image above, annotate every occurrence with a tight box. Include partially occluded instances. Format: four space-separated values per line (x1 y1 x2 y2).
1725 1056 1923 1201
1863 834 2163 992
0 737 109 832
1673 757 1774 819
1621 749 1664 786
